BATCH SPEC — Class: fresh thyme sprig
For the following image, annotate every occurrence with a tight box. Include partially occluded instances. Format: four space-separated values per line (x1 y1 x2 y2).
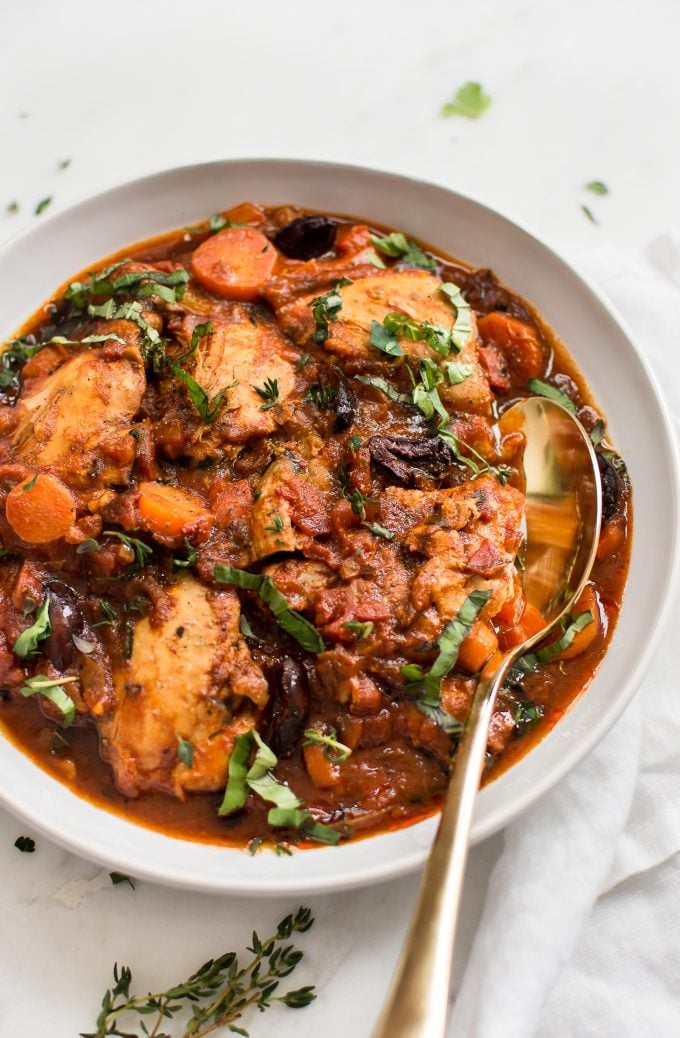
80 907 316 1038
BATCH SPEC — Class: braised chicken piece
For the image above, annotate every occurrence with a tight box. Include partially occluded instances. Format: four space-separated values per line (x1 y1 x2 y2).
0 202 629 850
98 575 266 798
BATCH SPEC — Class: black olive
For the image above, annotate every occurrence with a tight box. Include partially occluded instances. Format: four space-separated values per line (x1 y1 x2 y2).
273 215 337 260
596 453 620 525
368 435 456 484
43 581 84 671
334 373 357 432
267 658 310 758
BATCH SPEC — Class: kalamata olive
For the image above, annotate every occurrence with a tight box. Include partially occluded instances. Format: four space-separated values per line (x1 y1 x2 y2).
369 435 455 484
43 581 84 670
273 215 337 260
334 373 357 432
267 658 310 758
596 453 620 525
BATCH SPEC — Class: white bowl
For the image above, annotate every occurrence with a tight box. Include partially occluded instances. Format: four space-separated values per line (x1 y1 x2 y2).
0 159 678 895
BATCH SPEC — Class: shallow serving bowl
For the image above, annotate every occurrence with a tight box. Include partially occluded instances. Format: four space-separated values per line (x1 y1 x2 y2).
0 159 677 894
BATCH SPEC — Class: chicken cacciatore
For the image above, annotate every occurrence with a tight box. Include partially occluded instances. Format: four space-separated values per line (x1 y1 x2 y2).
0 203 630 850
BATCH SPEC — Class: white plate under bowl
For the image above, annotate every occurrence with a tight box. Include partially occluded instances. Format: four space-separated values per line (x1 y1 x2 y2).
0 159 677 895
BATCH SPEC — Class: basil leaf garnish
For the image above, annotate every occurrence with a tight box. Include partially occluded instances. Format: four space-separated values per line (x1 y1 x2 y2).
370 232 436 272
512 610 594 675
527 378 577 415
20 675 78 726
13 595 51 659
214 565 326 653
439 282 473 351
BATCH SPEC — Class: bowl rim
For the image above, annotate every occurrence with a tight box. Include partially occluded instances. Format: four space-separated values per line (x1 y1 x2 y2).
0 157 678 895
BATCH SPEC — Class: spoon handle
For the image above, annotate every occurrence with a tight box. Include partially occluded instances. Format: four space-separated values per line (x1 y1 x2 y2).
371 654 513 1038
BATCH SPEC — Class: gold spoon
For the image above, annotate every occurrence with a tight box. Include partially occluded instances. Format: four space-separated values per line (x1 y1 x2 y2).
372 396 602 1038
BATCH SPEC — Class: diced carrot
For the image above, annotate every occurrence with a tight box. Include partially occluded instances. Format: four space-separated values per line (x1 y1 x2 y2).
303 742 342 788
477 312 545 386
458 620 499 674
6 473 76 543
496 583 526 627
519 601 546 639
191 226 277 300
557 584 600 660
596 517 625 560
223 201 266 226
137 482 211 542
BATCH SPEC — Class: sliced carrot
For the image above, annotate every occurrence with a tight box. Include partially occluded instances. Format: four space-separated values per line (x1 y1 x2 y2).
137 482 211 542
6 473 76 543
596 517 625 560
458 620 499 674
191 226 277 300
303 742 342 788
477 312 545 386
557 585 600 660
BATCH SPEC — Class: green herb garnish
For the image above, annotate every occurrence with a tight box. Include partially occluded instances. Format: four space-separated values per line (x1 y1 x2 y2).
13 594 51 659
103 530 153 573
527 378 577 414
20 675 78 726
93 599 116 628
512 610 594 675
355 375 412 406
585 181 609 196
176 734 194 768
6 201 19 214
21 471 39 492
308 279 351 343
362 521 395 541
109 872 135 890
34 196 53 216
403 589 492 709
173 538 198 570
253 376 280 410
81 907 316 1038
439 282 473 351
168 356 235 424
341 620 374 640
303 727 352 763
446 361 474 385
581 205 598 225
590 419 606 446
306 382 339 409
370 232 436 271
441 81 492 119
214 565 326 653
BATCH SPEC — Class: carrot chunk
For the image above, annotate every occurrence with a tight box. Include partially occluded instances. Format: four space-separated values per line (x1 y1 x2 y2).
137 482 211 542
303 742 342 788
477 312 545 387
191 226 277 300
458 620 498 674
6 473 76 543
557 584 600 660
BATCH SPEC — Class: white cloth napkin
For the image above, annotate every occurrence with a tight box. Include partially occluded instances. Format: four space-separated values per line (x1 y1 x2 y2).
449 240 680 1038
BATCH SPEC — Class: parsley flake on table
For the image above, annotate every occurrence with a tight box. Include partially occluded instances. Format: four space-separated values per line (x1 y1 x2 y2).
34 196 52 216
14 835 35 853
585 180 609 195
441 81 492 119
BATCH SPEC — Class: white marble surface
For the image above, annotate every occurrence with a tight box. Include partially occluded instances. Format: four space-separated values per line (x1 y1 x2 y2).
0 2 678 1036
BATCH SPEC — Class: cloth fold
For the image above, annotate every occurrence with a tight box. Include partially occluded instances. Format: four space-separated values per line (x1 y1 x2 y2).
449 240 680 1038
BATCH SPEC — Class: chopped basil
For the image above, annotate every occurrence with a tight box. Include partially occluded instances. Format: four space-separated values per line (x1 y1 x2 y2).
48 333 126 347
349 434 363 451
369 320 402 357
581 204 598 225
103 530 153 572
68 265 188 309
308 279 351 343
345 486 367 520
590 420 606 446
109 871 135 889
527 378 577 415
446 361 474 385
214 565 326 653
172 539 198 569
412 357 449 423
14 836 35 853
341 620 374 640
13 594 51 659
362 521 395 541
439 282 473 351
34 197 52 216
514 700 544 727
512 610 594 675
253 377 280 410
441 81 492 119
586 181 609 196
20 674 78 726
368 252 387 269
266 807 341 845
403 589 492 707
370 232 436 272
168 356 235 424
175 321 214 365
176 734 194 768
415 702 464 736
239 613 263 643
22 472 39 492
303 727 352 763
355 375 411 406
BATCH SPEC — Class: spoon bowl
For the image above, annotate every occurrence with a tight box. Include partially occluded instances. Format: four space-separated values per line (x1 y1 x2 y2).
372 397 602 1038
